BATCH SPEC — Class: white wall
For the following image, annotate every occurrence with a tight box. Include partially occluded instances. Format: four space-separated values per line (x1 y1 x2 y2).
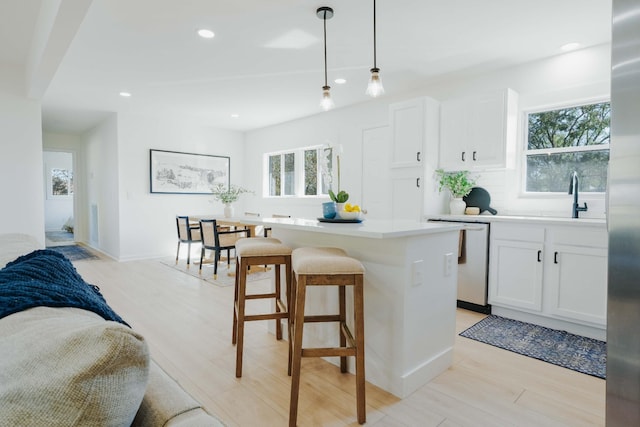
82 114 121 258
115 114 245 260
0 65 45 243
245 44 611 220
42 150 74 231
244 99 392 219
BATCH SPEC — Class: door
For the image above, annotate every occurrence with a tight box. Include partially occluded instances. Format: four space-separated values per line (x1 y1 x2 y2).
43 150 75 245
361 125 392 219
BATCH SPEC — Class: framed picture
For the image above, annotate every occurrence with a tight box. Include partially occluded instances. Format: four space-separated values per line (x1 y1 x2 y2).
150 149 230 194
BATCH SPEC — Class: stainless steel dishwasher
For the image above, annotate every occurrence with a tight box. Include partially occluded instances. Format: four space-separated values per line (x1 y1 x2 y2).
429 219 491 314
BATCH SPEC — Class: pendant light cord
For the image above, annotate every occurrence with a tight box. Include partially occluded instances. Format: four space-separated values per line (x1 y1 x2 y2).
323 9 328 87
373 0 377 69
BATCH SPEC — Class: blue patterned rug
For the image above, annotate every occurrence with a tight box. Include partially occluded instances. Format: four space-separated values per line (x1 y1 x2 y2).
460 315 606 379
46 245 99 261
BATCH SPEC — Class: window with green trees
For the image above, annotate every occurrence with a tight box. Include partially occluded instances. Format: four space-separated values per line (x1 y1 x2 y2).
267 146 331 197
525 101 610 192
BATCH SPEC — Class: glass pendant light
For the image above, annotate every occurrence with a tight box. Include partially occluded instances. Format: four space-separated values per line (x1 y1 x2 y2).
366 0 384 97
317 7 334 111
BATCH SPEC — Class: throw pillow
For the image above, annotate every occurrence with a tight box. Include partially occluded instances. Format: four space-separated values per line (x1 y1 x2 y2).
0 306 150 426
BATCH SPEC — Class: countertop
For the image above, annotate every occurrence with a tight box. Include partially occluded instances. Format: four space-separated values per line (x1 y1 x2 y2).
238 217 462 239
426 214 607 228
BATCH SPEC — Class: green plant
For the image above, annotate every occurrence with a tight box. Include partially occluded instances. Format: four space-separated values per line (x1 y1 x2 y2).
329 189 349 203
435 169 476 198
211 183 253 204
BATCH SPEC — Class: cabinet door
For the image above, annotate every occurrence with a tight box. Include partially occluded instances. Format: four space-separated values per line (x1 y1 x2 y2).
390 168 424 221
440 89 517 171
469 91 506 168
547 244 608 325
390 98 424 168
489 239 543 311
439 98 468 170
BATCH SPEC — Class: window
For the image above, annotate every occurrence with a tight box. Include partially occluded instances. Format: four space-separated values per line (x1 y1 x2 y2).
525 101 610 193
51 168 73 196
266 146 332 197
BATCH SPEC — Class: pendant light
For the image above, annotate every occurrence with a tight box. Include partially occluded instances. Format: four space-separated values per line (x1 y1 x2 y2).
366 0 384 97
317 6 334 111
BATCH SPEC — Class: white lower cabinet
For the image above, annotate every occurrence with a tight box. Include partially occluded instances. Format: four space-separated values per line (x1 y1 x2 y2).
489 224 544 311
489 222 607 331
546 229 608 326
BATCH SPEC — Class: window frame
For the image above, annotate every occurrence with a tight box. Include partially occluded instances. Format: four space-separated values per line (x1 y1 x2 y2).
521 98 610 195
264 144 332 198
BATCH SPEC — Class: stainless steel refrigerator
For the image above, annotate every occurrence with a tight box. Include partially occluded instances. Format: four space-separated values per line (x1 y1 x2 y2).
607 0 640 424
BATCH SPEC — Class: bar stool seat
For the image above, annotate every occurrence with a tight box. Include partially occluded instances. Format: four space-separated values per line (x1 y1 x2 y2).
232 237 292 378
288 247 366 426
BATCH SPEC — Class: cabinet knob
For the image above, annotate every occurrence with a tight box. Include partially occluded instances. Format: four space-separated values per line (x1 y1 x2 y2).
473 151 477 161
537 250 542 262
417 152 421 162
461 152 466 162
554 251 559 264
416 177 421 188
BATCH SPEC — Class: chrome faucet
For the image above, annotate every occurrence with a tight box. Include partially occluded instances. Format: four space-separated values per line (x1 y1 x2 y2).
568 171 588 218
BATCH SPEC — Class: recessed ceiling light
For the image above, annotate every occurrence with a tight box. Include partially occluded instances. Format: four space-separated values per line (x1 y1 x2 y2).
231 114 240 118
119 92 132 97
561 42 581 52
198 29 215 39
334 78 347 84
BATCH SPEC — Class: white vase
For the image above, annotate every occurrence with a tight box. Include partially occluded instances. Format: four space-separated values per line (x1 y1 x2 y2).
224 203 234 218
449 198 466 215
335 202 345 218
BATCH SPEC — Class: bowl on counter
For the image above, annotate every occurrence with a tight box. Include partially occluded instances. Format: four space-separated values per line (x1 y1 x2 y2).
338 211 362 220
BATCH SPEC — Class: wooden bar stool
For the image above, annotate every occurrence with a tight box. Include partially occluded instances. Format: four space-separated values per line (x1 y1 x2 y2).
232 237 293 378
288 247 366 426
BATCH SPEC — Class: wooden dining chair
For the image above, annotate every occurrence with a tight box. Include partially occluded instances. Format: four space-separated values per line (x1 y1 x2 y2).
199 219 248 279
175 216 202 266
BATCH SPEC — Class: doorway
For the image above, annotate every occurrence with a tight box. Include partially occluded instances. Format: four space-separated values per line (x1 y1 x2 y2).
43 150 75 247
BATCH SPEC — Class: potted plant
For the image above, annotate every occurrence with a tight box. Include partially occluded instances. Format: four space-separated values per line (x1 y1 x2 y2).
211 183 253 217
435 169 476 214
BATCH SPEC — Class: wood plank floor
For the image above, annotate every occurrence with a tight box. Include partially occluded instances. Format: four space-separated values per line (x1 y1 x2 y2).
73 255 605 427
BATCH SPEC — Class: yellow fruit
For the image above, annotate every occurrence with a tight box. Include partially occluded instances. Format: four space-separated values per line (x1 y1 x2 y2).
344 203 352 212
353 205 361 212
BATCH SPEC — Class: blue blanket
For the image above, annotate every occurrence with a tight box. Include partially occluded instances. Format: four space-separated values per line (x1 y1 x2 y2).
0 249 128 326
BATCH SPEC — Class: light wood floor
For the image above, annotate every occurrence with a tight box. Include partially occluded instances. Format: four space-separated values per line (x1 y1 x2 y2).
73 254 605 427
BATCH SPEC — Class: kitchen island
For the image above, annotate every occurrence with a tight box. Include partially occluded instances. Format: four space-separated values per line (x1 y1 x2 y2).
240 217 462 398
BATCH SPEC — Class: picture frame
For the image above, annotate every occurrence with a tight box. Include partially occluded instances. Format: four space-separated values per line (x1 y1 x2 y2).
149 149 230 194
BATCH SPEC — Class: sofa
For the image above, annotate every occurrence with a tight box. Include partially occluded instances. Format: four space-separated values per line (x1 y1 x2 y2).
0 233 226 426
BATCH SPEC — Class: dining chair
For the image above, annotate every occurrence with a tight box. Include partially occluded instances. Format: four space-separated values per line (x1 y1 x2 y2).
199 219 249 279
175 216 202 266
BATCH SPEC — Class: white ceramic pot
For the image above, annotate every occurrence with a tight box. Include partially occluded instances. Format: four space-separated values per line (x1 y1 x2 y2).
335 202 346 218
449 198 466 215
224 203 234 218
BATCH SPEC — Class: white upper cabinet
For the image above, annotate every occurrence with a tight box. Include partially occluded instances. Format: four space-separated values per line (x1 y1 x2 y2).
439 88 518 171
389 97 439 168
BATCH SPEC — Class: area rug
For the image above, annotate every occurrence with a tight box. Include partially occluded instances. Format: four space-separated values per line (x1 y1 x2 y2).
460 315 606 379
46 245 99 261
45 231 74 242
160 258 272 287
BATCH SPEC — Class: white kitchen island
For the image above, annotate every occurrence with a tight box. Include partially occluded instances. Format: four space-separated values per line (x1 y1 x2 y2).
240 217 462 398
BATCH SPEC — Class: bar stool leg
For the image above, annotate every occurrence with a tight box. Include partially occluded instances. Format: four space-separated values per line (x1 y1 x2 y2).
354 274 366 424
289 274 307 427
339 285 347 373
232 256 240 345
235 257 248 378
275 264 282 340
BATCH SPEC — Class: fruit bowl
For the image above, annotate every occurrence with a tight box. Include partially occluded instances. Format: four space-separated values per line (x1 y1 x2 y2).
338 211 362 220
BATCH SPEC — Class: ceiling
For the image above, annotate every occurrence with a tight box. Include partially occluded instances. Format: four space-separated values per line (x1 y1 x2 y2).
2 0 611 134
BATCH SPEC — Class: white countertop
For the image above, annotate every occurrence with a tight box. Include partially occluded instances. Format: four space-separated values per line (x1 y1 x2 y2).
426 214 607 227
239 217 462 239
